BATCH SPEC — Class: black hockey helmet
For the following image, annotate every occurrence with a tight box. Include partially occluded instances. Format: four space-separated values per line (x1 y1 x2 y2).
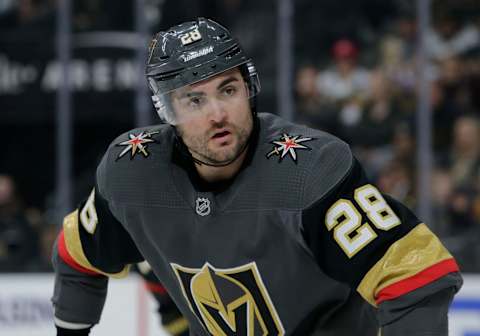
145 17 260 124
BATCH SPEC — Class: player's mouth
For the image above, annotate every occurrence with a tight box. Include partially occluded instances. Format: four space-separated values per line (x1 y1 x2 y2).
211 130 232 143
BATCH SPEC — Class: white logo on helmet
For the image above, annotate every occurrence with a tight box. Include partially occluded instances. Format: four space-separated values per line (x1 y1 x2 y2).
180 46 214 62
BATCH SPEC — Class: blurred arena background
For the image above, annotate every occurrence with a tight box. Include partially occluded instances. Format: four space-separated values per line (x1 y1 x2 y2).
0 0 479 335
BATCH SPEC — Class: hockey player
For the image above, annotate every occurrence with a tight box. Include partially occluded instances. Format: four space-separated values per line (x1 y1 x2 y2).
52 18 462 335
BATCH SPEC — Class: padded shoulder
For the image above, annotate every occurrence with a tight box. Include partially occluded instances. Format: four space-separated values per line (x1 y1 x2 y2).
254 113 353 209
96 124 183 207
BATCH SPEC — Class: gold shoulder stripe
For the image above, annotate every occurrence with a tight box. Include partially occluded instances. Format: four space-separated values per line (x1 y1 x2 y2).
357 223 453 306
164 317 189 335
63 210 130 279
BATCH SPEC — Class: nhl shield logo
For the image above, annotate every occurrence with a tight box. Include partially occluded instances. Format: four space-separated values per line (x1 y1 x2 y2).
171 262 285 335
195 197 211 216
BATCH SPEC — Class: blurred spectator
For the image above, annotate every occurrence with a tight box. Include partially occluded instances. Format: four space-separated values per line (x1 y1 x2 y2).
316 39 372 104
295 64 338 133
430 79 461 152
296 65 320 109
428 166 479 238
447 184 478 235
0 175 40 272
365 122 417 207
438 57 472 111
376 159 414 206
379 10 417 91
448 115 480 187
426 11 480 62
464 54 480 112
316 39 372 137
294 0 398 66
341 71 411 179
434 168 480 272
438 115 480 237
391 121 416 165
341 71 401 147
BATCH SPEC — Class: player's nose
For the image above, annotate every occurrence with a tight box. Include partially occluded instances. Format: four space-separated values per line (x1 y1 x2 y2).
208 100 228 123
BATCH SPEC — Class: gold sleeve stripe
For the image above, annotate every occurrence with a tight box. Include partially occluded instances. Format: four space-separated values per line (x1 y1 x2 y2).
58 230 99 276
357 223 456 306
376 258 458 304
63 210 130 279
164 317 189 335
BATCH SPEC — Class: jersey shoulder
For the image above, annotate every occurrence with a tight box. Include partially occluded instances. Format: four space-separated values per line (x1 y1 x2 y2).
96 123 179 205
256 113 353 208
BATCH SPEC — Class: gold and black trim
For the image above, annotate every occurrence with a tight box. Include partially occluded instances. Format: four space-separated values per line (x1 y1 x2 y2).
357 223 454 306
63 210 130 279
171 262 284 336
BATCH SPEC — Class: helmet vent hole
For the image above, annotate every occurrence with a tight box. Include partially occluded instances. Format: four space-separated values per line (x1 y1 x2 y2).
221 46 241 60
211 64 216 68
193 71 198 76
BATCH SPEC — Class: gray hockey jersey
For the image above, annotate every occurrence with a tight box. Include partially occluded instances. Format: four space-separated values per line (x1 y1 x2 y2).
52 113 461 335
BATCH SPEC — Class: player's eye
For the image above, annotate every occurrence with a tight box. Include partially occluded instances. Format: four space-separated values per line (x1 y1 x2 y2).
188 96 204 109
222 86 237 96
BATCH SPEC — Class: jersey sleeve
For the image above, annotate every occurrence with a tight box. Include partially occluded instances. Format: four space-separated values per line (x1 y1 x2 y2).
302 143 461 308
56 185 142 278
52 153 144 325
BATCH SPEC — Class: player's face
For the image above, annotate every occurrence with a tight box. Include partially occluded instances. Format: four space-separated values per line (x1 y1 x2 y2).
172 68 253 165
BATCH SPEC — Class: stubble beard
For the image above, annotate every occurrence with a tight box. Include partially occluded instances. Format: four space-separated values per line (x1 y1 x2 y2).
180 119 253 165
